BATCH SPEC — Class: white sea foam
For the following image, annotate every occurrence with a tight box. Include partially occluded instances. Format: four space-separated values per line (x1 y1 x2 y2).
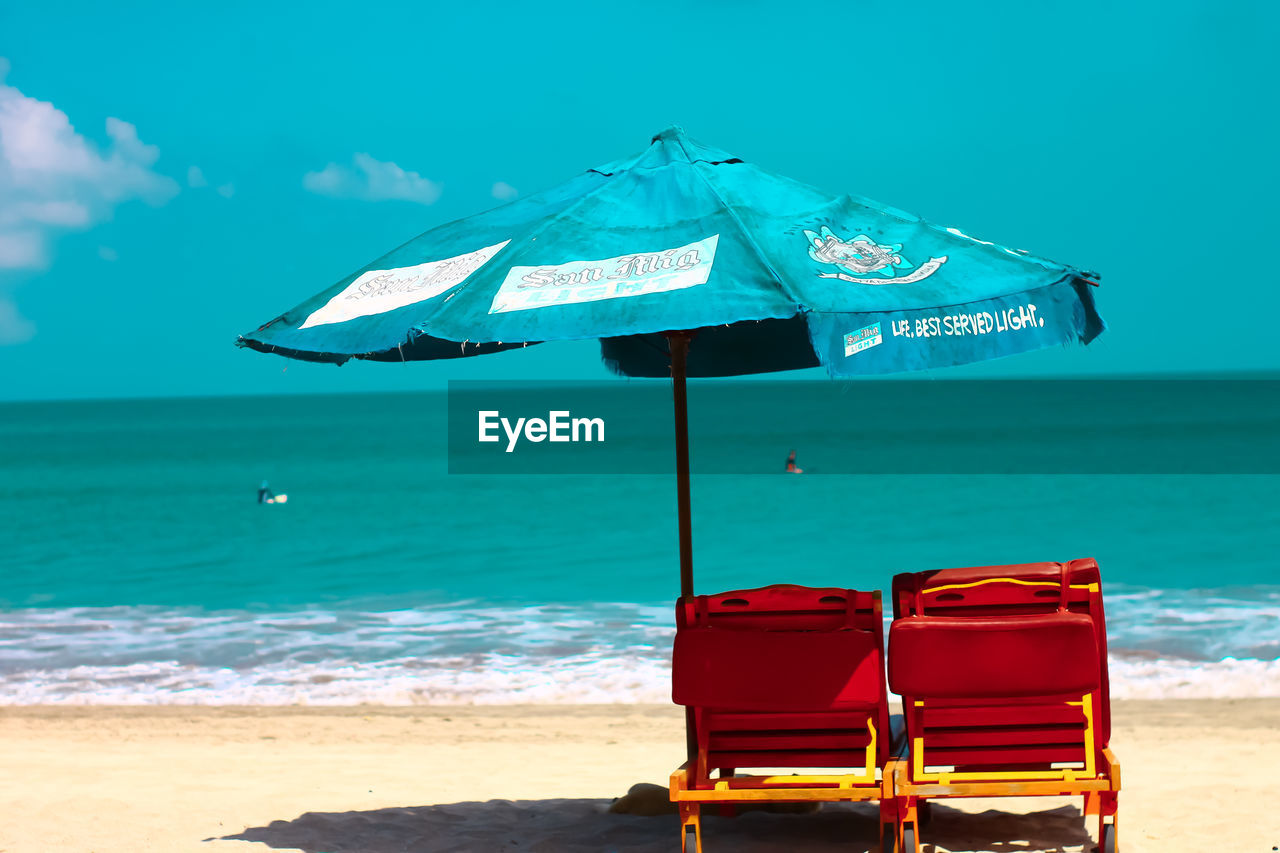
3 653 1278 705
0 654 674 705
1108 656 1280 699
1 591 1278 704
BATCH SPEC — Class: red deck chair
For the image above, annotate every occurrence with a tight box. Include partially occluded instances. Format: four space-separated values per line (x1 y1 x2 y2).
886 558 1120 853
669 584 895 852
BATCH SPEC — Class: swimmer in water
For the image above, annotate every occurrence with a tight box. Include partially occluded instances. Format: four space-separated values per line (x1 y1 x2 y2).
784 450 803 474
258 480 275 503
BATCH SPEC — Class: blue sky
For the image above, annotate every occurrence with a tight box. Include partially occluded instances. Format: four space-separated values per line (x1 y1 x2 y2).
0 0 1276 400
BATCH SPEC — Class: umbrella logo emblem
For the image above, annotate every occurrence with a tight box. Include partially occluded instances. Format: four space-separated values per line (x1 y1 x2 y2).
804 226 946 285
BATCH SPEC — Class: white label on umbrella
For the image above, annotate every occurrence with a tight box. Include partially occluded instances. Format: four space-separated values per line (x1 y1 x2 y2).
488 234 719 314
300 240 511 329
844 322 883 356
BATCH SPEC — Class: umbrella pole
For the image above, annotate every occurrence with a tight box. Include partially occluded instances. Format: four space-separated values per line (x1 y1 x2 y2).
668 331 694 598
667 331 697 765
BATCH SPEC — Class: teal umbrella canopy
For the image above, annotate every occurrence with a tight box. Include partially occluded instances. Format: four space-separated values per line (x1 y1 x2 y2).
238 127 1103 376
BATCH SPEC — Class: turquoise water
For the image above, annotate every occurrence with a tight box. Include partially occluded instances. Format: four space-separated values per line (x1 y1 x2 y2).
1 388 1278 703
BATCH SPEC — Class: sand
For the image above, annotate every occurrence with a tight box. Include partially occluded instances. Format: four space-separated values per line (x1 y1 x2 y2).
0 700 1277 852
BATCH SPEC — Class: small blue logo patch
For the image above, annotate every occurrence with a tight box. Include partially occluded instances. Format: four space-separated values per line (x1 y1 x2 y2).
844 322 883 357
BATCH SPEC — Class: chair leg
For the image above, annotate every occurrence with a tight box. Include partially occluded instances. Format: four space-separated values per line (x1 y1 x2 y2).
879 821 895 853
679 802 702 853
879 796 897 853
899 798 921 853
1098 792 1118 852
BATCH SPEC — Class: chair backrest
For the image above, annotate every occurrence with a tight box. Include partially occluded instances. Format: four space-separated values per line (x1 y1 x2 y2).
889 612 1100 698
889 559 1111 777
672 585 890 780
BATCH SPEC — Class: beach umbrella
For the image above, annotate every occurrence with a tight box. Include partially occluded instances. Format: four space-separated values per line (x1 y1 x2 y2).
238 127 1104 600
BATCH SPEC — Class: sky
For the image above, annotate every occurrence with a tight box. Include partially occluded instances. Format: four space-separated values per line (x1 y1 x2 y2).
0 0 1277 401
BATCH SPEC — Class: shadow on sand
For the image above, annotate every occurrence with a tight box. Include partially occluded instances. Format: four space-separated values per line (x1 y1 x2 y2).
223 798 1096 852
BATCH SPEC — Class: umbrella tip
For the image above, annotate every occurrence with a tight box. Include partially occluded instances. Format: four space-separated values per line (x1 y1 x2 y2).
651 126 686 143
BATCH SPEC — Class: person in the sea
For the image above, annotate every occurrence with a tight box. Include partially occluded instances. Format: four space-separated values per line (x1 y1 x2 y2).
784 450 803 474
258 480 275 503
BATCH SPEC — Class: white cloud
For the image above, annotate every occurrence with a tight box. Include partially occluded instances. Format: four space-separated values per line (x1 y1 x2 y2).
491 181 519 202
188 166 234 200
303 153 441 205
0 60 178 342
0 293 35 344
0 230 45 268
0 67 178 263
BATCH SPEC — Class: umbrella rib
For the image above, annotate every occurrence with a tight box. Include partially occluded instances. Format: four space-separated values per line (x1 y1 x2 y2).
684 161 797 307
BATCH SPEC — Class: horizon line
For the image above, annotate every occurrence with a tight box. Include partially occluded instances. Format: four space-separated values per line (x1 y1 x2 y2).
3 368 1280 406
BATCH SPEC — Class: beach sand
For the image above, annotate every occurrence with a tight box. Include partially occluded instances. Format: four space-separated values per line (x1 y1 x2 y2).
0 700 1276 852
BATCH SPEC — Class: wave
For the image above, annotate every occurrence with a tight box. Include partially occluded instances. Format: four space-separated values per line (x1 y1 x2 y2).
1103 584 1280 661
1108 655 1280 699
0 654 674 705
1 587 1278 704
0 601 674 669
3 654 1278 705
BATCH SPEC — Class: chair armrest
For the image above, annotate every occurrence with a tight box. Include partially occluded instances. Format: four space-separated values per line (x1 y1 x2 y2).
1101 746 1121 789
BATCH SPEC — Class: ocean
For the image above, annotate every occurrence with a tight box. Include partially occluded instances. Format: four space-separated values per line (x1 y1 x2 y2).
2 386 1278 704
